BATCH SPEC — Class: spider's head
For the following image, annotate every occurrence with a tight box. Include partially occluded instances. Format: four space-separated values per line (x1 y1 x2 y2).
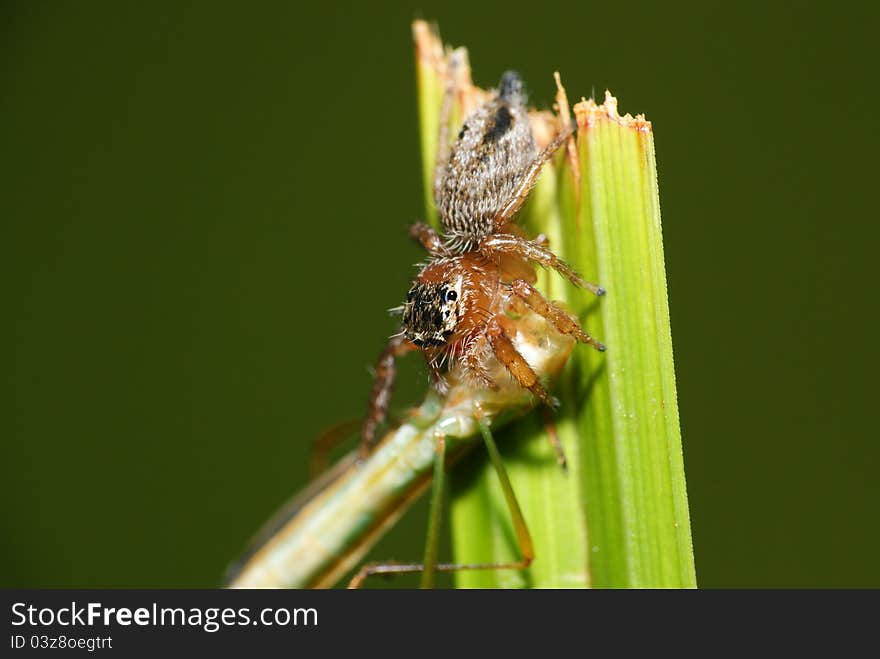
401 277 464 348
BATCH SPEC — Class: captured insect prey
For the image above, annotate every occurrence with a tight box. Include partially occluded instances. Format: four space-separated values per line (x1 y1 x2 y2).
360 69 606 455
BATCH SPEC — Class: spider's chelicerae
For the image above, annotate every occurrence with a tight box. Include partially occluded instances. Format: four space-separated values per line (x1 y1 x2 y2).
361 71 605 452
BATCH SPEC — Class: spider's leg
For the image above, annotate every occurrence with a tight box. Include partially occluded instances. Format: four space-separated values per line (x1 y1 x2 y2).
360 333 416 458
481 233 605 296
486 315 557 408
491 121 575 230
409 222 449 257
508 279 605 351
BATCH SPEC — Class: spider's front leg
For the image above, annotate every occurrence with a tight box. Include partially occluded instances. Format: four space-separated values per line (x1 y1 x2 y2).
486 314 557 408
508 279 606 352
360 333 417 458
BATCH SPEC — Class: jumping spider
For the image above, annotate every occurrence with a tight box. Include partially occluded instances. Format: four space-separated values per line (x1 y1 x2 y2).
361 71 605 453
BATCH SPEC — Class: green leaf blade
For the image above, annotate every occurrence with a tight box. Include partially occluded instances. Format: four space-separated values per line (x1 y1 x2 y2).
574 97 696 587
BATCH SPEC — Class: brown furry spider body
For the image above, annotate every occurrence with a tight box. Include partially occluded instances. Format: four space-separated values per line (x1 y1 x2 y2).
361 71 604 452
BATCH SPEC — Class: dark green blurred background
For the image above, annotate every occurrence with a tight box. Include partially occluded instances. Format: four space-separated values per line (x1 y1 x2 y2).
3 2 877 588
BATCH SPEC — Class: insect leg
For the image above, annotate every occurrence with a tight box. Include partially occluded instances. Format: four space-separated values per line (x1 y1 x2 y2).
509 279 606 351
309 419 363 478
474 412 534 574
421 434 446 588
347 417 534 589
481 233 606 296
491 121 575 230
360 333 416 458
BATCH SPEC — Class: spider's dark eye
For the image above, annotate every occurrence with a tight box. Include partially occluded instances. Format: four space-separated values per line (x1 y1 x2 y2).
444 289 457 303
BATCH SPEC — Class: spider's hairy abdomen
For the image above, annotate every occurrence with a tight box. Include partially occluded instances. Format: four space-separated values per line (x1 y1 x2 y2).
436 72 536 243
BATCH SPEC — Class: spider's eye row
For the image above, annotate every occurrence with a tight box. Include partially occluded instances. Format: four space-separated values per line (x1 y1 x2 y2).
444 289 458 303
